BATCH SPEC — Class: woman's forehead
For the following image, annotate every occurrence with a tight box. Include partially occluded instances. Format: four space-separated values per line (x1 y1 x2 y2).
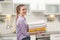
20 6 27 9
20 6 27 11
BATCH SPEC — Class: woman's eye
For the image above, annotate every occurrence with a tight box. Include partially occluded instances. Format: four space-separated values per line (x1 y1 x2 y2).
23 8 27 10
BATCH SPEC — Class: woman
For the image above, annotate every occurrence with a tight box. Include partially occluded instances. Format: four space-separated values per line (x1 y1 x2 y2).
16 4 30 40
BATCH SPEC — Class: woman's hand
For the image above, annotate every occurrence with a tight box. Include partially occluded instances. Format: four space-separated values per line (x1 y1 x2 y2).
36 31 45 34
29 31 45 35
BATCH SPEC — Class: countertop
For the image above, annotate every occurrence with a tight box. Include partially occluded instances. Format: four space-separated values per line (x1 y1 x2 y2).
0 31 60 37
0 33 16 37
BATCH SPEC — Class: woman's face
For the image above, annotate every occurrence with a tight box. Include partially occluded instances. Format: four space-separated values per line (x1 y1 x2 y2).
19 6 27 16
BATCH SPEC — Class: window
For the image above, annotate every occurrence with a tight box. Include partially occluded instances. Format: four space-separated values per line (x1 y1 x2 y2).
46 5 59 13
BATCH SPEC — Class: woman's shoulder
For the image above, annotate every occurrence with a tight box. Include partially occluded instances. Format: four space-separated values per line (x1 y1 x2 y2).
17 17 24 22
16 18 24 25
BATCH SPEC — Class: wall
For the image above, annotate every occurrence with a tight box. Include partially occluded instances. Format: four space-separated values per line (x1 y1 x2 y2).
0 12 59 34
46 16 60 32
45 0 60 32
26 12 60 32
26 12 46 23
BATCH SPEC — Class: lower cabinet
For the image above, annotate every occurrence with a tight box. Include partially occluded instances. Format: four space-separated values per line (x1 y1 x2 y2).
50 34 60 40
0 36 17 40
30 35 36 40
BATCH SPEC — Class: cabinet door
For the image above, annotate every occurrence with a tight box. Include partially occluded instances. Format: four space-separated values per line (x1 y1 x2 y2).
13 37 17 40
59 5 60 13
30 0 45 11
1 3 13 14
3 37 17 40
13 0 30 4
0 4 2 13
39 0 45 11
50 34 60 40
0 38 4 40
30 35 36 40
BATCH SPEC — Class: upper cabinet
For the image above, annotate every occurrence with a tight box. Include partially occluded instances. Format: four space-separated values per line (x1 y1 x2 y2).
0 4 2 13
46 5 59 13
59 5 60 13
0 0 12 3
30 0 46 12
5 0 12 1
2 3 13 14
45 0 60 4
0 0 13 15
45 0 60 15
0 0 12 1
45 4 60 15
13 0 30 4
13 0 46 12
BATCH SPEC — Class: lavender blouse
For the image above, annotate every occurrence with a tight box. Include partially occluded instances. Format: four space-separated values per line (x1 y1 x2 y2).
16 16 30 40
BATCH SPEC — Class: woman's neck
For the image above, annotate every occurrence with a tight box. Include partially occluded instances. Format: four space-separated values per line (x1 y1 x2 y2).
19 14 24 18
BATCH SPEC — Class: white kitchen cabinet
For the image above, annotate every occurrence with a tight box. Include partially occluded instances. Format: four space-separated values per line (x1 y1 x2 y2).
13 0 30 4
45 4 60 15
38 0 46 11
13 0 46 12
50 34 60 40
0 34 36 40
30 0 46 11
0 37 17 40
5 0 12 1
46 0 60 4
46 5 59 13
59 5 60 13
30 35 36 40
0 0 13 15
0 0 12 1
2 3 13 14
45 0 60 15
0 4 2 13
0 1 13 15
0 34 17 40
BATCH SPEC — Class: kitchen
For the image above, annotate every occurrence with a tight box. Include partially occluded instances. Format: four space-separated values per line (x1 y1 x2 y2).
0 0 60 40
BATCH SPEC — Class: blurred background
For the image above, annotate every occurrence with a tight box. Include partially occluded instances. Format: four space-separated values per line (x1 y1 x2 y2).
0 0 60 40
